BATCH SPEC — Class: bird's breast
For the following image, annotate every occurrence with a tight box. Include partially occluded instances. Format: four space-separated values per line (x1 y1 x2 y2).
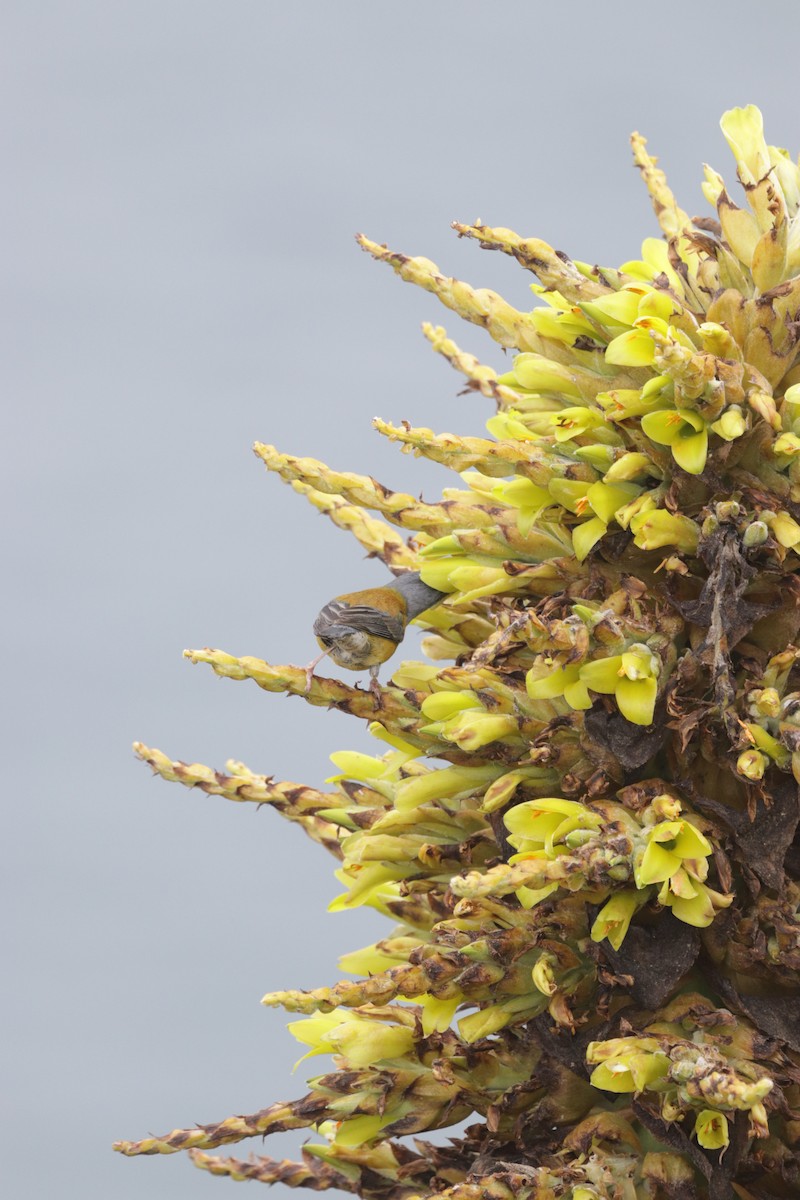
319 631 398 670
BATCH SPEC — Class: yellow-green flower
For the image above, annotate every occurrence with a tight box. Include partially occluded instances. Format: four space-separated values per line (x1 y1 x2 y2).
526 662 592 710
694 1109 729 1151
711 405 747 441
737 748 767 780
641 408 708 474
578 643 660 726
636 818 711 887
662 879 734 926
438 710 520 751
531 953 558 996
288 1010 415 1069
549 406 604 442
498 352 583 397
604 326 657 367
634 817 731 927
586 1037 670 1094
505 797 601 856
629 509 700 553
590 889 643 950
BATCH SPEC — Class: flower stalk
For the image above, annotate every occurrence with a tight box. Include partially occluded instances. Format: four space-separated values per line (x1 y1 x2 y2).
118 108 800 1200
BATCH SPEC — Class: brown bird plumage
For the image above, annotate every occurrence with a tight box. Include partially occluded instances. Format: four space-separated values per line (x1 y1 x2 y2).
306 571 446 699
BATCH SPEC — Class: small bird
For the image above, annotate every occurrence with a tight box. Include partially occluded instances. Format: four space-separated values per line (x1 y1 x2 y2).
306 570 446 700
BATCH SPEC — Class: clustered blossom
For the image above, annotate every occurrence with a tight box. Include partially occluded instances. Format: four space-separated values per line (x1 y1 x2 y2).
118 109 800 1199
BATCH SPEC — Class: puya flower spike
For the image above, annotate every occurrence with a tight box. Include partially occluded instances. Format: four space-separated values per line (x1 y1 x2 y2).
120 109 800 1200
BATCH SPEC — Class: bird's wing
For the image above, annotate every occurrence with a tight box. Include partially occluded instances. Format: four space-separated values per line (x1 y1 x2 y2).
314 599 405 643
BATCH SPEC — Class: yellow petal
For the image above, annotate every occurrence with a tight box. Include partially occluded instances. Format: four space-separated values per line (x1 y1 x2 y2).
586 481 642 524
505 797 589 836
673 820 712 859
636 840 681 887
605 327 656 366
615 675 657 725
416 994 459 1036
694 1109 729 1151
670 428 708 475
572 516 607 562
591 889 641 950
720 105 770 186
579 656 624 694
420 691 483 720
526 663 581 700
563 677 593 710
515 882 559 909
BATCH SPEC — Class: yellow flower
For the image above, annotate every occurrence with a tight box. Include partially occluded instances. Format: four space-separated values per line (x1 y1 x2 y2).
415 994 459 1036
605 326 657 367
420 691 483 721
526 662 592 710
499 352 583 397
630 509 700 553
720 105 771 189
633 816 731 928
597 375 672 421
765 510 800 549
737 748 767 780
641 408 708 474
485 409 540 441
711 406 747 441
333 1114 393 1148
635 819 712 887
549 406 604 442
773 432 800 456
439 710 520 751
457 1004 512 1042
531 953 558 996
287 1010 414 1069
744 721 791 767
586 1037 670 1094
666 880 733 927
577 643 660 726
694 1109 729 1151
505 797 600 855
603 452 657 483
590 889 643 950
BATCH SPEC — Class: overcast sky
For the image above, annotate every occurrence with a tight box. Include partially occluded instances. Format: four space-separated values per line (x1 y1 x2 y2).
4 3 799 1197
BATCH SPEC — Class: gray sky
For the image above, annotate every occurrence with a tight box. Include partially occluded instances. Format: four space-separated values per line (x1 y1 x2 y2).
4 3 798 1197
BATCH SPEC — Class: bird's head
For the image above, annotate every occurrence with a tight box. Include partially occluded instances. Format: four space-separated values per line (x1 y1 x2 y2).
316 625 374 669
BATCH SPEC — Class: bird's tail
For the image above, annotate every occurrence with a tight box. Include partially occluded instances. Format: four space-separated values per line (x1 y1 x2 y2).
386 570 446 620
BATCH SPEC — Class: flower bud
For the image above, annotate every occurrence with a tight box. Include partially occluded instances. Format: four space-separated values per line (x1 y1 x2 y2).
531 954 558 996
711 405 746 441
737 749 767 780
742 520 769 547
714 500 741 522
630 509 700 553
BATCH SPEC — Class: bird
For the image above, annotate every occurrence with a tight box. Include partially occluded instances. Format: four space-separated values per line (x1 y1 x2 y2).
306 570 446 700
